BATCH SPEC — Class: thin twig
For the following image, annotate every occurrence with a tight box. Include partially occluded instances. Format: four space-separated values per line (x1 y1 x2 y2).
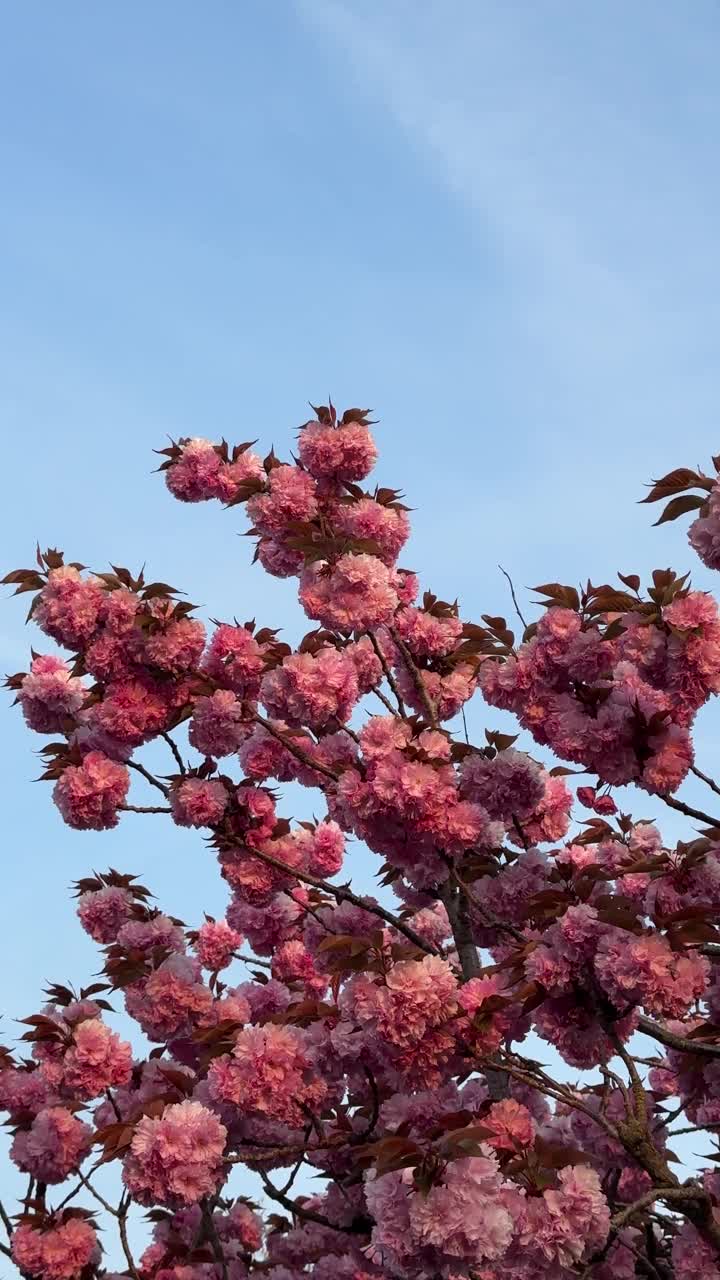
389 626 437 725
237 952 272 970
498 565 528 631
119 803 172 814
253 713 339 782
260 1172 338 1231
0 1199 12 1239
241 840 440 955
660 793 720 828
372 685 402 716
637 1013 720 1059
366 630 407 716
127 759 169 797
76 1170 119 1217
118 1192 141 1280
161 730 186 774
453 868 527 944
691 763 720 798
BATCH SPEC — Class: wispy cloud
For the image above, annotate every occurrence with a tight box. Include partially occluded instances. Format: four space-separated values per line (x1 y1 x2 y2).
297 0 720 380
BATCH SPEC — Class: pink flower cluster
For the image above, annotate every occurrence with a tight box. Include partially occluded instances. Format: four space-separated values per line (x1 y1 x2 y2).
12 1217 99 1280
165 438 264 504
208 1023 327 1127
480 605 699 793
11 1106 93 1183
53 750 129 830
123 1100 227 1205
260 647 359 729
19 655 85 733
194 918 243 971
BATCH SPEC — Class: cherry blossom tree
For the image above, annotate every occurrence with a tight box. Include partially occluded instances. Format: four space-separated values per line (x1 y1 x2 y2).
3 405 720 1279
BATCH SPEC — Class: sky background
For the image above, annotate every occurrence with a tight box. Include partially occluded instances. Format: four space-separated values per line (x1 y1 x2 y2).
3 0 720 1267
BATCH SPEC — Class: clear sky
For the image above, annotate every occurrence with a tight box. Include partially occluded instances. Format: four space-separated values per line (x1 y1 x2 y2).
2 0 720 1265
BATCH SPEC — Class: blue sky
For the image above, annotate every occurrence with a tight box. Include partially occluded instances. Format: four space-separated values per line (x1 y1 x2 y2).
2 0 720 1264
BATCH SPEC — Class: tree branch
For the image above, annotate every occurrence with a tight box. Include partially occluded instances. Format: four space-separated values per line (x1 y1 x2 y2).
637 1013 720 1058
243 841 440 955
119 803 172 814
253 713 339 782
660 792 720 828
498 564 528 631
127 759 169 797
366 630 407 717
161 730 186 774
388 626 437 725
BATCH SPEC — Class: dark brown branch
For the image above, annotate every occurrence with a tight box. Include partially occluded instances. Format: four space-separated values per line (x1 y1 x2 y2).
118 1192 141 1280
161 730 186 774
243 841 440 955
202 1202 228 1280
127 759 169 797
253 713 339 782
637 1013 720 1058
454 868 527 943
0 1199 12 1239
498 564 528 631
660 792 720 828
691 763 720 798
119 803 172 814
366 630 407 716
388 626 437 725
260 1172 351 1232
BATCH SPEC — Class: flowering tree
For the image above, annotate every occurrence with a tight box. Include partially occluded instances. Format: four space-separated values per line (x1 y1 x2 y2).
3 407 720 1280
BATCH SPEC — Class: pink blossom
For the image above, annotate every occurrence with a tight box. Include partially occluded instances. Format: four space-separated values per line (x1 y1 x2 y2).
208 1024 327 1126
62 1019 132 1099
123 1100 227 1205
460 748 545 825
76 884 133 942
272 939 328 998
260 648 359 729
189 689 246 757
307 820 345 876
298 418 377 482
171 777 229 828
89 673 176 746
19 655 85 733
12 1217 100 1280
34 566 105 650
124 955 213 1042
333 497 409 565
594 929 708 1017
247 464 318 536
11 1106 92 1183
482 1099 535 1151
299 554 399 632
195 919 243 971
202 622 267 695
393 605 463 658
164 439 227 503
53 751 129 830
144 616 206 675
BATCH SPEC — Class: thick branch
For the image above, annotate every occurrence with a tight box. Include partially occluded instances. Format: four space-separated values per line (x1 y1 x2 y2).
127 759 169 797
660 792 720 828
366 629 407 716
253 713 339 782
161 730 186 774
242 841 440 955
119 803 172 814
637 1013 720 1058
388 626 437 725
